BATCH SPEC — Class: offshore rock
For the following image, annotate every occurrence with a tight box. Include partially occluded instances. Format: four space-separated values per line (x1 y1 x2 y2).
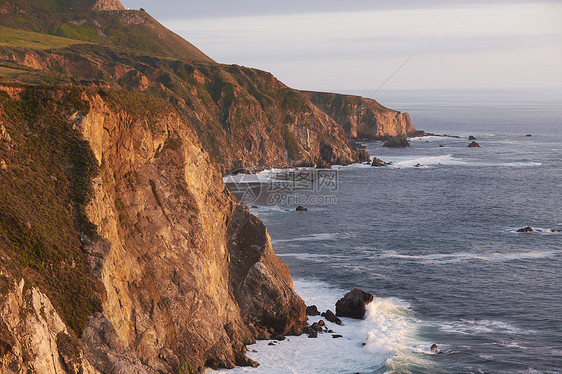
335 289 374 319
306 305 321 316
383 136 410 148
468 141 481 147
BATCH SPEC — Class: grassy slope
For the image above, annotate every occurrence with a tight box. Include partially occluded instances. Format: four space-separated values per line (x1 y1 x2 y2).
0 25 84 49
0 88 102 336
0 8 214 63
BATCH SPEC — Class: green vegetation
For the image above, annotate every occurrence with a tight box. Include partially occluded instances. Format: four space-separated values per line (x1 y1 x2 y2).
50 23 101 43
281 126 301 160
0 66 27 78
0 86 102 336
179 360 194 374
277 88 310 113
155 136 182 158
0 25 83 49
2 0 97 13
56 332 80 360
114 198 125 211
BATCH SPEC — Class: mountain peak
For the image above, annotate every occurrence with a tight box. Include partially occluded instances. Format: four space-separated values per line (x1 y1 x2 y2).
92 0 125 11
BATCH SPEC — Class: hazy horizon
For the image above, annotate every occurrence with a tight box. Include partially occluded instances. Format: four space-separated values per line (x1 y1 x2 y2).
122 1 562 92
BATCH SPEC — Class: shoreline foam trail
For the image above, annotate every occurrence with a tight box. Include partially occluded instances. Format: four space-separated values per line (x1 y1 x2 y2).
210 278 431 374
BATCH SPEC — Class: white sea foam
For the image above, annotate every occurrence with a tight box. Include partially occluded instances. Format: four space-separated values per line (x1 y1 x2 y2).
210 278 432 374
388 154 461 168
270 233 338 244
439 319 534 336
507 227 561 234
378 249 558 264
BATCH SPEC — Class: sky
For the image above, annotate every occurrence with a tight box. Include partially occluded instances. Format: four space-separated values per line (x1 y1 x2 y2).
121 0 562 91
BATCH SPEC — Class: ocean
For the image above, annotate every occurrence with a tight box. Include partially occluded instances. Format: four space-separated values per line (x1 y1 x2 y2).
219 89 562 374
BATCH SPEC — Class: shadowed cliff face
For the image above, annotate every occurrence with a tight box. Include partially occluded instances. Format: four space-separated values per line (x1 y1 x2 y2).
0 87 306 372
304 91 417 140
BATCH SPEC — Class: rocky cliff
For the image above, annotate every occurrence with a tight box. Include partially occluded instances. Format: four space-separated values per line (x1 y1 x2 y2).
0 86 307 372
0 42 364 172
0 2 418 372
304 91 417 140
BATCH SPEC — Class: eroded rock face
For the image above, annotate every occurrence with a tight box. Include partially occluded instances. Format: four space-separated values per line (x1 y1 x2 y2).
227 205 307 336
76 93 306 371
0 280 98 374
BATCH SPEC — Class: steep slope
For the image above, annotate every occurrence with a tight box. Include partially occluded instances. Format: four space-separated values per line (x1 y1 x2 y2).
0 38 365 172
0 86 306 372
304 91 418 140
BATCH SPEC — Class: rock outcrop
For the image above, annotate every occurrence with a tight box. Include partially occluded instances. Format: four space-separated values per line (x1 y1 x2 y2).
0 280 98 373
335 288 374 319
92 0 125 11
303 91 417 140
468 141 481 148
383 136 411 148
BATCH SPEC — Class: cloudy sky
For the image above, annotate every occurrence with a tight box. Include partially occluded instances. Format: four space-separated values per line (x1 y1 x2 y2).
121 1 562 91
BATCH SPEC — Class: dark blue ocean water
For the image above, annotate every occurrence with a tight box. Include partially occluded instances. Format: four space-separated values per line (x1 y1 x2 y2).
224 89 562 374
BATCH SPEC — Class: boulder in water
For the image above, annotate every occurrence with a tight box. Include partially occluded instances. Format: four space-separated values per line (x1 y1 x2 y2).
306 305 321 316
383 136 410 148
335 288 374 319
296 206 308 212
517 226 534 232
321 310 342 325
468 135 477 140
371 157 386 167
430 344 442 354
468 141 481 148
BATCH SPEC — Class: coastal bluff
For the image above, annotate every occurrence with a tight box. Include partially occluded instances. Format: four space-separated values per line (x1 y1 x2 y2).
0 0 418 372
303 91 417 140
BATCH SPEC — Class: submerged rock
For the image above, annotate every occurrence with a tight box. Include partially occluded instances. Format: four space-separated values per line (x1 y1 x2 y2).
296 206 308 212
383 136 410 148
468 135 477 140
468 141 481 148
517 226 534 232
335 288 374 319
